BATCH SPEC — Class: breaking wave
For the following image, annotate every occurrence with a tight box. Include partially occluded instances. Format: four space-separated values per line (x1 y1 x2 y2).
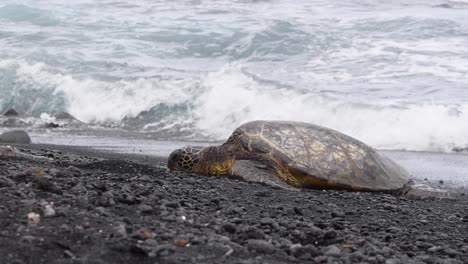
1 60 467 152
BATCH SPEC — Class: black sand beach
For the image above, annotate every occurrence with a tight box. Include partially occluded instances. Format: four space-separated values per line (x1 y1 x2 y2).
1 143 468 264
2 0 468 263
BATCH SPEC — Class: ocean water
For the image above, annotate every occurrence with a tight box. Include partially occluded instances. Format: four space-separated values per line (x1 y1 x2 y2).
1 0 468 152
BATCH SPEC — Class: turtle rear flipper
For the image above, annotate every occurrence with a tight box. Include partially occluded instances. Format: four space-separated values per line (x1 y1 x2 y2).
402 183 456 200
229 160 298 191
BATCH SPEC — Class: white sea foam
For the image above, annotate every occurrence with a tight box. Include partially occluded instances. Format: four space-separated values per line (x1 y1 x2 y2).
194 64 468 152
12 61 195 124
4 60 468 152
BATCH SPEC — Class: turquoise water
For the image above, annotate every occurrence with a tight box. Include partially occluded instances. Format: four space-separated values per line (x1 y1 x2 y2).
1 0 468 152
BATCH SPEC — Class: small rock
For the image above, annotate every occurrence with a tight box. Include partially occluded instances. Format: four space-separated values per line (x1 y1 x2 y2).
437 232 449 239
231 217 243 224
290 244 319 259
33 176 62 194
386 226 402 234
71 183 87 194
97 191 115 207
461 245 468 253
385 258 400 264
445 248 460 258
291 229 306 241
260 217 276 226
293 207 303 216
0 176 15 187
27 212 40 225
241 226 265 239
66 166 82 175
81 221 91 229
154 243 175 256
278 238 293 248
122 195 137 205
417 242 434 250
290 243 302 253
462 215 468 223
424 256 442 264
131 228 155 240
383 203 396 210
138 204 153 214
95 207 110 216
308 225 324 237
331 210 345 218
427 246 443 253
20 235 37 243
166 201 179 208
63 250 76 259
56 166 83 177
324 229 338 239
133 238 158 256
21 199 37 206
173 238 189 247
254 190 271 197
93 182 108 191
114 222 127 237
221 223 237 234
324 245 341 257
351 251 364 262
43 203 56 217
25 167 45 177
247 239 275 254
190 237 204 245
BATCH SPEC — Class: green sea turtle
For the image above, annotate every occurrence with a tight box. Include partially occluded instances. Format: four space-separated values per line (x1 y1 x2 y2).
168 120 451 198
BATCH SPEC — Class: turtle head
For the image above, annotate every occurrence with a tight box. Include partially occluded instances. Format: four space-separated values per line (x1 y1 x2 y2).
167 146 203 172
168 145 236 175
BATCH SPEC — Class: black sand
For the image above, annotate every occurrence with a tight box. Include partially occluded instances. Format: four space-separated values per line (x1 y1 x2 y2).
1 144 468 264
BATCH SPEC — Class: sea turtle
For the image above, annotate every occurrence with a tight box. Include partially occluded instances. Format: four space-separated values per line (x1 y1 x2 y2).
168 120 452 198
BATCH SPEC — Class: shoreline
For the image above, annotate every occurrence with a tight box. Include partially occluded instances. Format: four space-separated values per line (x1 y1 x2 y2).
1 143 467 263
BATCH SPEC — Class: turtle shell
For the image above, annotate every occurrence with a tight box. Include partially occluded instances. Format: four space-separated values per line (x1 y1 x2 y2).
232 120 410 191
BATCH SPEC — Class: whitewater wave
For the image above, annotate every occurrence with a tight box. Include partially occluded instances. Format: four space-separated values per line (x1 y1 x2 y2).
1 60 467 152
194 64 468 152
2 60 195 123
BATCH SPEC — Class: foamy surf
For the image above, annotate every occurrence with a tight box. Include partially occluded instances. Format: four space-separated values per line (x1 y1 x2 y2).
2 61 468 152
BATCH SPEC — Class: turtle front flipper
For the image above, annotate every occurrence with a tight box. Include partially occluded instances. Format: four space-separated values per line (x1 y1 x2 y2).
229 160 298 191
